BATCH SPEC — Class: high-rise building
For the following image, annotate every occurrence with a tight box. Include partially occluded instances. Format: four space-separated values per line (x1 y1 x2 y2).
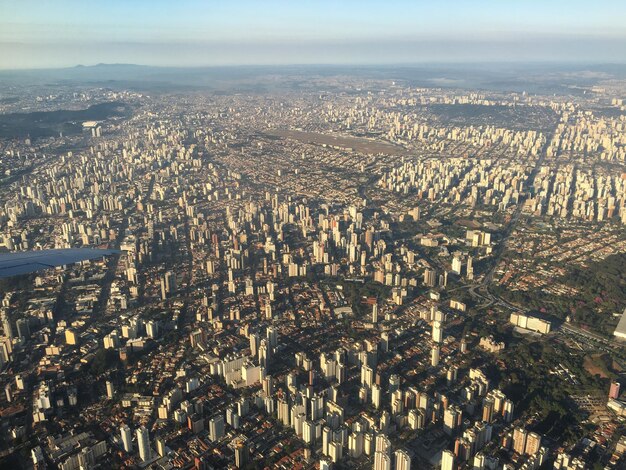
259 339 270 368
389 374 400 393
337 362 346 383
423 269 436 287
348 431 364 458
136 425 151 462
395 449 412 470
503 399 514 422
311 395 324 420
278 400 290 426
525 432 542 455
466 256 474 280
329 441 343 463
482 397 494 422
262 375 274 396
266 326 278 348
156 436 167 457
161 271 176 299
371 383 382 408
209 415 225 441
446 366 458 384
364 432 374 456
322 426 332 456
443 405 462 436
206 259 215 275
1 311 12 339
146 320 159 338
391 390 404 415
361 365 374 388
512 427 528 455
609 381 621 399
454 438 472 462
302 420 315 444
375 434 391 454
408 409 425 430
374 450 391 470
451 256 462 275
106 380 115 399
432 321 443 343
16 318 30 339
473 452 486 470
250 332 260 357
372 303 379 323
235 442 250 468
441 449 455 470
120 424 132 453
431 345 440 367
380 332 390 352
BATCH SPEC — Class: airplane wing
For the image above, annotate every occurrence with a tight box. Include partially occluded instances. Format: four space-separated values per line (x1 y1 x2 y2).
0 248 121 278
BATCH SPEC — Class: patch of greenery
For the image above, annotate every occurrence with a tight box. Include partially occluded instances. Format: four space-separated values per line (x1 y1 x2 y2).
89 348 121 376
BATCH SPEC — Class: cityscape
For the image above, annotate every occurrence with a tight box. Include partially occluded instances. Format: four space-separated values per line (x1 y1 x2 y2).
1 2 626 470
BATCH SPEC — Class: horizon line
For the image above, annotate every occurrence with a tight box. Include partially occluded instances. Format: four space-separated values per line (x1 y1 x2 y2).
2 60 626 73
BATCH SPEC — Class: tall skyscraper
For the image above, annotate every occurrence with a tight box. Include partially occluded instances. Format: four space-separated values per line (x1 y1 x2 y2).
482 397 494 422
209 415 225 441
512 427 528 455
443 405 462 436
1 311 13 339
235 441 250 468
466 256 474 280
451 256 462 275
120 424 132 453
374 450 391 470
431 345 440 367
371 383 382 408
432 320 443 343
136 425 151 462
441 449 455 470
609 381 621 399
525 432 542 455
361 365 374 388
156 436 167 457
395 449 412 470
259 339 270 368
375 434 391 454
423 269 436 287
322 426 332 456
329 441 343 463
266 325 278 348
250 332 260 357
348 431 364 458
161 271 176 299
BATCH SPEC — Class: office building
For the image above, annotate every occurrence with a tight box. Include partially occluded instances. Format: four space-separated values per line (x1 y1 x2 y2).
209 415 225 441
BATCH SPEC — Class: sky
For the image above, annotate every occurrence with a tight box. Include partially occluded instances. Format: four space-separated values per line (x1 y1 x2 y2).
1 0 625 69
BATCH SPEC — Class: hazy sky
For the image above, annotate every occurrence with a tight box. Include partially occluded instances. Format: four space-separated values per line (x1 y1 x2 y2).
1 0 625 69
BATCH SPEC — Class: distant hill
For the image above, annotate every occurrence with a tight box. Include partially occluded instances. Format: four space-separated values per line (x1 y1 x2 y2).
1 62 625 94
